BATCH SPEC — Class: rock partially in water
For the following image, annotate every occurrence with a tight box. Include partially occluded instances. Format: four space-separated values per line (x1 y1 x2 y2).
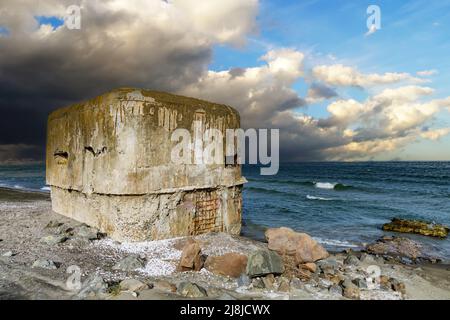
246 250 284 278
366 236 426 260
383 218 449 238
112 255 145 271
205 253 248 278
177 282 208 298
32 259 58 270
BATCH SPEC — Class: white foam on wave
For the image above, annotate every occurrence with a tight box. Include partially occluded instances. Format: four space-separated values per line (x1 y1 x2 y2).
13 185 24 189
306 195 334 201
314 182 336 190
40 186 51 192
314 237 359 248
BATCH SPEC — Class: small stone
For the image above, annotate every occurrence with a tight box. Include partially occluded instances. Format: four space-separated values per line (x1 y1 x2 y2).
119 279 148 292
237 274 251 287
32 259 58 270
328 274 345 285
218 292 237 300
390 278 406 295
77 274 108 298
343 255 360 266
317 259 340 275
352 278 368 289
251 278 265 289
400 257 413 265
329 284 343 296
277 277 290 292
246 250 284 278
301 262 317 273
318 278 334 289
40 235 68 245
112 255 145 271
177 282 208 298
262 274 275 290
153 280 177 292
290 277 304 290
343 286 360 299
2 251 14 257
359 253 376 264
374 256 385 265
45 220 64 229
379 275 390 290
72 224 101 240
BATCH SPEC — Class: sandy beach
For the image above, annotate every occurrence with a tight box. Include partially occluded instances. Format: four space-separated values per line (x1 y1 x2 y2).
0 187 449 300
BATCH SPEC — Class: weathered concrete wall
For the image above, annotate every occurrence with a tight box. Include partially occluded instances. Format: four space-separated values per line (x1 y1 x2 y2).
46 88 245 241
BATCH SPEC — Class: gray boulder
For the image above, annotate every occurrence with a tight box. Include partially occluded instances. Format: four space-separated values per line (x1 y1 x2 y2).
246 250 284 278
32 259 58 270
119 279 148 292
113 255 145 271
343 255 360 266
177 282 208 298
40 235 67 245
77 274 108 299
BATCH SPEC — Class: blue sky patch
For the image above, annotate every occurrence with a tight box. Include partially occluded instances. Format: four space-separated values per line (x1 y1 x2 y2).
35 16 64 29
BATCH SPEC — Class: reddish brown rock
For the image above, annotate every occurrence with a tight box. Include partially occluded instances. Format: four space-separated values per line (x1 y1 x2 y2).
265 227 329 264
177 241 204 272
300 262 317 273
204 253 248 278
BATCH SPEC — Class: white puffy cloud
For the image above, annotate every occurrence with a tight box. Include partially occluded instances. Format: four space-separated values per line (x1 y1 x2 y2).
180 48 306 128
421 128 450 140
417 69 438 76
312 64 424 88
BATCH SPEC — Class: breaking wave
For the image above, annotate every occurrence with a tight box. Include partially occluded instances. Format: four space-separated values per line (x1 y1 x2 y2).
306 195 334 201
314 182 353 190
314 237 360 248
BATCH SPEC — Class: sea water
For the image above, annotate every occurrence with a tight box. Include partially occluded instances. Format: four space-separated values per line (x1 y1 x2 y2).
0 162 449 260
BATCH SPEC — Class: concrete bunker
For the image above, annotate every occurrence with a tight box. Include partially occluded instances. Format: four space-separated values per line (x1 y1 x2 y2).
46 88 246 241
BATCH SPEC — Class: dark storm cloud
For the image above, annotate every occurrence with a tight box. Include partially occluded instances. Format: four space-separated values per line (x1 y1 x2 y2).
0 0 259 162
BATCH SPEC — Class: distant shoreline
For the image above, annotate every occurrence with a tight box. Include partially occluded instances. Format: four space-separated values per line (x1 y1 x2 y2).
0 186 50 201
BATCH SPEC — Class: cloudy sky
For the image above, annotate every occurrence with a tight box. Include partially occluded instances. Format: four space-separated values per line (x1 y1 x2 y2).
1 0 450 162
